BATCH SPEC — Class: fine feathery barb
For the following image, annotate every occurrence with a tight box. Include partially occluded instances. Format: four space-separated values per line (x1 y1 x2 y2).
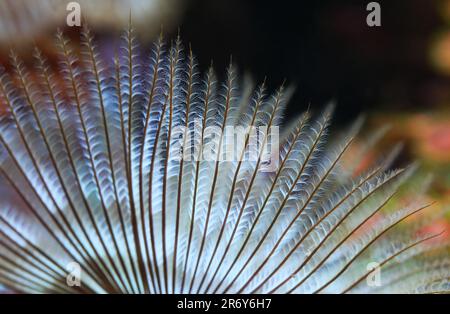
0 26 448 294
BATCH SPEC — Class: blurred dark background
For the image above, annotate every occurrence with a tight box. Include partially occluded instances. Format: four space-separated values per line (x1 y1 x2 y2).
174 0 448 124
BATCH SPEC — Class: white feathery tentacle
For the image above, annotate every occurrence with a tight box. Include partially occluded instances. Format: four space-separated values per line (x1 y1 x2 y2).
0 27 448 294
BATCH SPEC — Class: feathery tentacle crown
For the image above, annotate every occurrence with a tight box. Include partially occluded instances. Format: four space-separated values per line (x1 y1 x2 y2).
0 25 448 294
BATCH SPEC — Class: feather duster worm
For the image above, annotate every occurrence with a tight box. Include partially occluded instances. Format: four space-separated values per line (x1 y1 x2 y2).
0 25 448 294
